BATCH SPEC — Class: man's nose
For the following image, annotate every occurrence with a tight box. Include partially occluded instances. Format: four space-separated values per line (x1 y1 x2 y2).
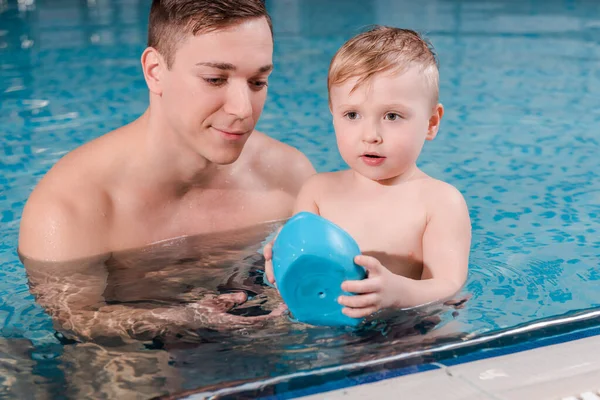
223 82 253 120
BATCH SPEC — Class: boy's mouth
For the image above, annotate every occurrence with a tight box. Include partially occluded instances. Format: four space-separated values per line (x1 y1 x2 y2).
360 153 386 166
362 153 384 159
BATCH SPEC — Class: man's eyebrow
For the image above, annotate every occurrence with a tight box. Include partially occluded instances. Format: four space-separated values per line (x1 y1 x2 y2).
257 64 274 73
195 62 236 71
195 62 274 74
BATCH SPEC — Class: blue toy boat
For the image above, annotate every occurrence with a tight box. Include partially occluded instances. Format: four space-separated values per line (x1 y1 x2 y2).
272 212 367 327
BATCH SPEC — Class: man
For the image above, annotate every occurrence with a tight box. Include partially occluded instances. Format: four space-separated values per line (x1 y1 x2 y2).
18 0 315 342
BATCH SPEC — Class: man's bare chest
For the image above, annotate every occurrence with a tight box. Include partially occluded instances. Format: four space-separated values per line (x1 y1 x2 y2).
112 189 292 249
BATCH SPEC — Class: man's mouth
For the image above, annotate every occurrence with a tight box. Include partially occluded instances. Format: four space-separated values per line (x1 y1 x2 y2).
213 127 248 135
211 126 251 141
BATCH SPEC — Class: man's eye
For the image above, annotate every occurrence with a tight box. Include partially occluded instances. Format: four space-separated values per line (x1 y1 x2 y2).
250 80 268 90
203 78 226 86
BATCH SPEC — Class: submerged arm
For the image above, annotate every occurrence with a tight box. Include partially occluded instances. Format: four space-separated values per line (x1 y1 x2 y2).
22 254 282 343
19 199 285 343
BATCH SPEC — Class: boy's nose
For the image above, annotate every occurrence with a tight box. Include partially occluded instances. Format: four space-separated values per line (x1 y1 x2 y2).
361 128 383 144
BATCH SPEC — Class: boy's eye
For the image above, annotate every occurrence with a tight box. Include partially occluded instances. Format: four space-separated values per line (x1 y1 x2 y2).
384 112 401 121
203 77 226 86
345 111 359 120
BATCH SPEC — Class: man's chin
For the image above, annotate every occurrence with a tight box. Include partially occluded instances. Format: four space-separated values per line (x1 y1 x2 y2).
208 150 244 165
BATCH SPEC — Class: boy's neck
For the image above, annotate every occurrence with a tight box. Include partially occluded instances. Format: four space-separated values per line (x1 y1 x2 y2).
352 165 422 187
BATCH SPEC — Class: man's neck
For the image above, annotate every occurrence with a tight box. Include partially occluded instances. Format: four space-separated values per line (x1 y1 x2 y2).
129 109 232 197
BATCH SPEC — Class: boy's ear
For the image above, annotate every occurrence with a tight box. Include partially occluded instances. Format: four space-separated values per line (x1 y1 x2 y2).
141 47 166 96
426 103 444 141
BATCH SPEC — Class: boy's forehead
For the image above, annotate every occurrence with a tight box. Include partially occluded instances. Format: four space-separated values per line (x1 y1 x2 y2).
331 68 431 103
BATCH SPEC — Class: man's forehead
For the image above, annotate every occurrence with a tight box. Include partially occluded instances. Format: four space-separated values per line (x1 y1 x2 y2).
194 61 274 74
173 22 273 67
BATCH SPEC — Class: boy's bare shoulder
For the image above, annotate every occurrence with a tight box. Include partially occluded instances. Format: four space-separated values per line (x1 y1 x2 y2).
301 170 348 190
419 176 469 210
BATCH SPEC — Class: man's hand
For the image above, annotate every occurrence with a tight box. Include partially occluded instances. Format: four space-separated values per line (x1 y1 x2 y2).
185 292 287 331
337 255 403 318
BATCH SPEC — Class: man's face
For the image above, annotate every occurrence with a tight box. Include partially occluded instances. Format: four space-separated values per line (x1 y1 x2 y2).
159 18 273 165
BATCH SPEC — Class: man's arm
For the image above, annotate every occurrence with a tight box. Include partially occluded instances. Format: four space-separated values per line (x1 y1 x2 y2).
23 250 287 343
18 187 111 261
19 195 285 343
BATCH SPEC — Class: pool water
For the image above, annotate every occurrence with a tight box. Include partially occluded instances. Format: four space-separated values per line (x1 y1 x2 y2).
2 0 600 398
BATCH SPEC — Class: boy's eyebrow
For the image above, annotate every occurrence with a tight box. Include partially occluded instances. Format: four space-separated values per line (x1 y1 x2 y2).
383 103 413 111
195 62 274 74
334 103 414 113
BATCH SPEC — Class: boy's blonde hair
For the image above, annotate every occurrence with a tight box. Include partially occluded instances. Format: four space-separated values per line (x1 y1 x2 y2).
328 26 439 107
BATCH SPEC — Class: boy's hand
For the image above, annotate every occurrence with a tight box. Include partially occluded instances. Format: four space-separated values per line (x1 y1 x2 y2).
338 255 400 318
263 240 276 285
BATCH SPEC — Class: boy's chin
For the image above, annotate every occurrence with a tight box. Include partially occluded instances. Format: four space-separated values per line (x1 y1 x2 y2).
355 169 395 182
353 167 408 184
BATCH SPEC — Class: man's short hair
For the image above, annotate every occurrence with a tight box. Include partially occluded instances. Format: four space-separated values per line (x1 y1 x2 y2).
148 0 273 68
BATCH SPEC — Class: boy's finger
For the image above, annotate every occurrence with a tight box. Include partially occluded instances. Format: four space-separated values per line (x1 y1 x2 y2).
338 293 379 308
341 306 378 319
263 242 273 260
265 259 276 284
354 255 384 275
341 278 380 294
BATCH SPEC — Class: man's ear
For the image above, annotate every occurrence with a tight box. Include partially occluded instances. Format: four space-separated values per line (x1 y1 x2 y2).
141 47 165 96
426 103 444 140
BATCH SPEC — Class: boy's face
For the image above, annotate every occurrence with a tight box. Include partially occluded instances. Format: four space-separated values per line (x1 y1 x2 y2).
156 18 273 165
330 67 442 183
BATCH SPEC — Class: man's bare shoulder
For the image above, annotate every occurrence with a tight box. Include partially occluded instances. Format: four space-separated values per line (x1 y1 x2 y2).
18 133 119 261
244 131 316 194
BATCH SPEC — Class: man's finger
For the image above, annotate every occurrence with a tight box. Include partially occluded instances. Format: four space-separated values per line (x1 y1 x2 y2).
199 292 248 312
217 292 247 304
205 303 288 330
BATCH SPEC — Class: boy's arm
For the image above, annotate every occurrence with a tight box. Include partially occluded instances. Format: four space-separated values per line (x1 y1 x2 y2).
292 174 322 215
339 184 471 315
420 185 471 290
386 184 471 308
264 174 323 284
